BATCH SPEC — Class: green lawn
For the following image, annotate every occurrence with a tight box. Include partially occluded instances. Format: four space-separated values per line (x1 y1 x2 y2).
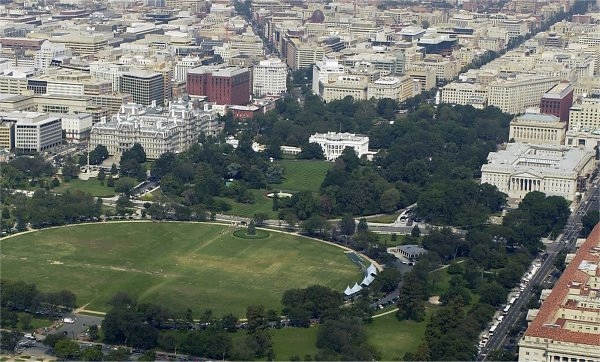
277 159 332 192
17 312 53 331
0 222 361 316
366 309 434 360
271 327 319 360
218 189 276 219
53 178 116 197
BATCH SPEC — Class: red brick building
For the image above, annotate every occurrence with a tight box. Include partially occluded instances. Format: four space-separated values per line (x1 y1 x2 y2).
540 82 574 124
186 65 251 105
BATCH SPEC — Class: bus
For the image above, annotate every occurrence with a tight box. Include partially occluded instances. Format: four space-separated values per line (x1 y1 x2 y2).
509 297 517 305
489 324 498 336
503 305 511 314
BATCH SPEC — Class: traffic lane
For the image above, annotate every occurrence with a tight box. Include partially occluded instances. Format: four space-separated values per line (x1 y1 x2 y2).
54 314 104 339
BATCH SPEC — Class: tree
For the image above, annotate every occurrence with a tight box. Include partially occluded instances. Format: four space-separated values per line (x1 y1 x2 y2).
107 175 115 187
114 177 136 195
478 282 508 307
357 218 368 233
110 163 118 175
54 339 80 360
581 210 599 237
339 214 356 236
80 346 104 361
62 161 79 181
253 212 269 226
298 143 324 160
0 331 19 352
151 152 176 178
247 220 256 235
116 196 133 216
301 215 330 236
411 225 421 238
0 308 18 328
380 188 400 213
97 169 106 181
138 350 157 361
50 177 60 188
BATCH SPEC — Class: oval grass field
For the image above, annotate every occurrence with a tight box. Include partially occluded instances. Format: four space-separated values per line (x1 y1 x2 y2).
0 222 362 316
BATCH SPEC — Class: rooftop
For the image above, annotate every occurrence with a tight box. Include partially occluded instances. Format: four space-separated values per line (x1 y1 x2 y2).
543 82 573 100
523 223 600 346
513 113 562 123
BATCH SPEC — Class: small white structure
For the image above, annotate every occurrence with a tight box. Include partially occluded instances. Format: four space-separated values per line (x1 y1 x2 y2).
308 132 369 161
344 263 378 296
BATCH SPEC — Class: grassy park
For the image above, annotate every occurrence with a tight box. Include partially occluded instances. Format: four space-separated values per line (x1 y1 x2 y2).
53 177 116 198
0 222 360 316
220 159 333 218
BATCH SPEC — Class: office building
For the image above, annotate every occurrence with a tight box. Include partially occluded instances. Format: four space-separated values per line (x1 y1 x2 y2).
61 113 93 142
480 143 595 202
569 95 600 130
4 111 63 152
540 82 574 123
90 101 218 159
488 75 560 115
253 58 287 97
174 56 202 83
318 74 369 103
187 65 251 105
309 132 369 161
509 113 566 145
367 76 415 102
518 223 600 362
441 82 488 109
119 70 165 106
0 121 14 150
312 57 345 95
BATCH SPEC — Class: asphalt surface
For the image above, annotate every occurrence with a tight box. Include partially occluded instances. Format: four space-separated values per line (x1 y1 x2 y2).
478 181 600 360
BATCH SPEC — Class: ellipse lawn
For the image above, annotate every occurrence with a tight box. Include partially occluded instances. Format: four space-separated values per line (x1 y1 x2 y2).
0 222 362 316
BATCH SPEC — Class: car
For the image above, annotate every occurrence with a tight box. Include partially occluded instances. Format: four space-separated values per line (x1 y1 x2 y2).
63 317 76 324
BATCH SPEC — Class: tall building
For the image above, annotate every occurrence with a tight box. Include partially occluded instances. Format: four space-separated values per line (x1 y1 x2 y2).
61 113 93 142
34 41 71 70
480 143 596 202
119 70 165 106
518 223 600 362
318 74 369 103
174 56 202 83
488 75 560 115
540 82 574 123
441 82 488 109
367 75 415 102
187 65 251 105
0 121 14 150
569 95 600 130
4 111 63 152
312 57 345 95
252 58 287 97
309 132 369 161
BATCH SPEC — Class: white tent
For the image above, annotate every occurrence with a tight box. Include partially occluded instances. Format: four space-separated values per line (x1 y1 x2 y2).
361 274 375 286
367 263 378 276
344 285 353 296
350 282 363 294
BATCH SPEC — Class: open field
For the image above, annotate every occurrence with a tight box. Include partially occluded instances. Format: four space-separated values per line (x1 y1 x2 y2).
53 178 116 198
217 189 275 218
0 222 361 316
366 307 435 360
278 159 332 192
271 326 319 360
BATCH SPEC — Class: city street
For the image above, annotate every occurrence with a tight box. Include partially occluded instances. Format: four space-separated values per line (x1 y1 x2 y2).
478 181 600 360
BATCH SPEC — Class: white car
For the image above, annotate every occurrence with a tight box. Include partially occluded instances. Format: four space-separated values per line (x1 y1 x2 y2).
63 317 75 324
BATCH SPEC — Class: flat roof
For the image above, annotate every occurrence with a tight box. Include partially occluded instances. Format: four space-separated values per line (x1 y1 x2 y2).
514 113 561 123
523 223 600 346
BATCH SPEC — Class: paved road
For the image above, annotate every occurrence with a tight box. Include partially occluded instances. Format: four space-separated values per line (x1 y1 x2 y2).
54 313 105 340
478 182 600 359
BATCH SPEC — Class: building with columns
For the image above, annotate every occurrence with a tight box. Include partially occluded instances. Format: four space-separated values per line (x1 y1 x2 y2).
509 113 566 145
480 143 595 202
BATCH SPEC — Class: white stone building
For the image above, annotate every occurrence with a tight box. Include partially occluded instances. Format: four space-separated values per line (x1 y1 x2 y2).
367 75 415 102
441 82 488 109
60 113 93 142
487 75 560 114
252 58 287 97
480 143 596 202
309 132 369 161
319 74 369 103
89 100 218 159
569 95 600 130
34 41 71 70
4 111 63 152
174 56 202 83
509 113 566 145
312 57 345 95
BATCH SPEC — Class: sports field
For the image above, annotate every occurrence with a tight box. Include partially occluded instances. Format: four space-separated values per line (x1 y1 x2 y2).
0 222 361 316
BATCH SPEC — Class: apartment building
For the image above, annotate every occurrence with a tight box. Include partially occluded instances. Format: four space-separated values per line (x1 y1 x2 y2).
569 95 600 130
119 70 165 106
509 113 566 145
309 132 369 161
252 58 287 97
480 143 595 202
441 82 488 109
4 111 63 152
367 75 415 102
518 224 600 362
90 101 218 159
487 75 560 114
187 65 251 105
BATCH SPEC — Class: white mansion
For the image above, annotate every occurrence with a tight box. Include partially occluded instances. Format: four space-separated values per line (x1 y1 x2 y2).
90 100 219 159
480 143 596 202
308 132 369 161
